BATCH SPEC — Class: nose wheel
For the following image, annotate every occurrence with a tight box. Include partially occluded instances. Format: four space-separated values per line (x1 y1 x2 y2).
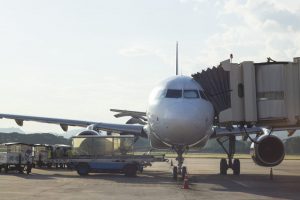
172 166 188 180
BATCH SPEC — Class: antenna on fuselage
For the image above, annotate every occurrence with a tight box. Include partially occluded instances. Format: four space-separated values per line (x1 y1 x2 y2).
176 41 179 75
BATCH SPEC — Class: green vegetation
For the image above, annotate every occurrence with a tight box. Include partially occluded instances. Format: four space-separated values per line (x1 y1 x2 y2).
0 132 71 145
0 132 300 156
285 136 300 154
135 136 300 155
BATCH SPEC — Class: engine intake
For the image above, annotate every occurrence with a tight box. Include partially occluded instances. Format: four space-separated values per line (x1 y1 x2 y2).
76 130 100 136
251 135 285 167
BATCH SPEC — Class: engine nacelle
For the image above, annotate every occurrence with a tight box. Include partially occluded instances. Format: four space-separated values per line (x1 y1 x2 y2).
250 135 285 167
76 130 100 136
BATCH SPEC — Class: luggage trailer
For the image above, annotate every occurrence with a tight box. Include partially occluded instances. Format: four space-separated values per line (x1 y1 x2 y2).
51 144 71 168
68 135 166 177
0 143 33 174
33 144 71 169
33 144 53 168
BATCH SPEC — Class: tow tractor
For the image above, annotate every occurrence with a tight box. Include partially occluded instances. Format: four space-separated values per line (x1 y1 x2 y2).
0 143 33 174
68 135 165 177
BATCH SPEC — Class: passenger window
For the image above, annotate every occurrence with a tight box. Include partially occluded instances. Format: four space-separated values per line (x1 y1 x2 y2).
183 90 199 98
166 89 182 98
199 90 208 100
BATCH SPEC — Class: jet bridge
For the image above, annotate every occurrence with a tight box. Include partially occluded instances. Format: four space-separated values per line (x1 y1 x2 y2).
192 57 300 129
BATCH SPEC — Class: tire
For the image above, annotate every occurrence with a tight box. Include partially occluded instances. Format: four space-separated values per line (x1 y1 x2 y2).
181 166 187 180
76 163 90 176
37 161 42 168
220 158 228 175
124 164 137 177
173 166 178 180
17 165 24 174
24 163 32 175
4 165 8 173
47 163 52 168
232 159 240 175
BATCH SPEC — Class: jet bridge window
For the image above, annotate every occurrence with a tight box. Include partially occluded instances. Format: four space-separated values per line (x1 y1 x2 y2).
183 90 199 98
166 89 182 98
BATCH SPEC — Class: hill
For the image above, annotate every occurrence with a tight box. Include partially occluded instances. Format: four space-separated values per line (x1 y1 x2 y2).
0 132 299 155
0 132 71 145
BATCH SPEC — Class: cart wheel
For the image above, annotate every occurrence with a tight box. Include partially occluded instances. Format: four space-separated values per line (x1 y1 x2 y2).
25 162 32 175
4 165 8 173
47 163 52 168
17 165 24 174
77 163 90 176
124 164 137 177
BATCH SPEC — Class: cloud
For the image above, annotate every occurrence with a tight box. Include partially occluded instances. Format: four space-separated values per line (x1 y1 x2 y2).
119 46 154 57
118 45 176 68
179 0 300 75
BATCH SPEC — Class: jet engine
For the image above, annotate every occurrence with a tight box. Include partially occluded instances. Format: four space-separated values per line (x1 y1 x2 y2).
76 130 100 136
250 135 285 167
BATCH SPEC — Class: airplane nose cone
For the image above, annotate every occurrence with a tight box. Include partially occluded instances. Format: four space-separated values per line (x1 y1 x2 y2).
154 100 214 145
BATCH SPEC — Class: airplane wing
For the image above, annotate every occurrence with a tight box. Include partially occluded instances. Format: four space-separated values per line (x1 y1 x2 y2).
0 113 146 137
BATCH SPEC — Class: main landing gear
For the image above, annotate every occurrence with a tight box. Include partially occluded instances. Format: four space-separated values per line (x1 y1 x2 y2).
217 135 240 175
172 146 188 180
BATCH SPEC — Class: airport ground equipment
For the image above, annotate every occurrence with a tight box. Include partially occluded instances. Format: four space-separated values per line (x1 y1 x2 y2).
33 144 53 168
68 135 165 177
0 143 33 174
51 144 71 168
33 144 71 169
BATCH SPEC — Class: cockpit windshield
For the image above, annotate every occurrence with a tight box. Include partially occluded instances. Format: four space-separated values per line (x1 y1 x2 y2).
183 90 199 98
165 89 182 98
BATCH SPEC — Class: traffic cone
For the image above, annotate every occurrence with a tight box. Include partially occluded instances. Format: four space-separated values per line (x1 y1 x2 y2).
182 174 190 189
270 168 273 180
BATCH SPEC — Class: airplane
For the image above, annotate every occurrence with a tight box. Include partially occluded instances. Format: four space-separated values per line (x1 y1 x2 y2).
0 43 286 179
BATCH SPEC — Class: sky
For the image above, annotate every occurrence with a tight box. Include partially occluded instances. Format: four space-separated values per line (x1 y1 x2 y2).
0 0 299 134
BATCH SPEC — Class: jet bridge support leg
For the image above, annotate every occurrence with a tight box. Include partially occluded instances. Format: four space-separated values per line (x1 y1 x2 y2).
217 135 240 175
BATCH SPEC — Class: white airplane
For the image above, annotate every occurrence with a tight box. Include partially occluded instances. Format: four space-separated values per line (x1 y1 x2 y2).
0 44 286 179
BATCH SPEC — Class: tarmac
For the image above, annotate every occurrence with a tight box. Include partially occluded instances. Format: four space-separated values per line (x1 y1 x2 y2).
0 158 299 200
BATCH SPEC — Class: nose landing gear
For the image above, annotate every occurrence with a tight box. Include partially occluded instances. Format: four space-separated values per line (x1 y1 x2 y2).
172 145 188 180
172 165 188 180
217 135 240 175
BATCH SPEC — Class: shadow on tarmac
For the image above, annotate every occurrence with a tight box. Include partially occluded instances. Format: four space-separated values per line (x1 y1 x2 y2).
190 173 300 200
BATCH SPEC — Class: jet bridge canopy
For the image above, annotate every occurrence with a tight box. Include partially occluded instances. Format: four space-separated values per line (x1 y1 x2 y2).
192 57 300 129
